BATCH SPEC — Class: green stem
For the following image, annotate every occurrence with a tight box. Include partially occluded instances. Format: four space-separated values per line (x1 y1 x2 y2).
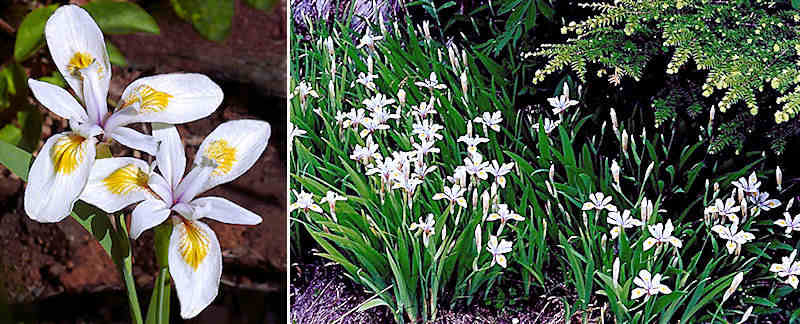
121 257 144 324
115 214 143 324
146 222 173 324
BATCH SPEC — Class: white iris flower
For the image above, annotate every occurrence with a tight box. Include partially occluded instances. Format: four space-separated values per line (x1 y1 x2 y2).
770 250 800 289
547 82 579 114
80 120 269 318
486 235 513 268
643 219 683 251
775 212 800 235
607 209 642 239
711 222 755 255
432 184 467 208
25 5 222 223
581 192 617 212
631 270 672 300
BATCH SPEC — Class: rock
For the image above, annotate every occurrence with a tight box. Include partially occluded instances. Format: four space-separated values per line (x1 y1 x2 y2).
108 0 287 97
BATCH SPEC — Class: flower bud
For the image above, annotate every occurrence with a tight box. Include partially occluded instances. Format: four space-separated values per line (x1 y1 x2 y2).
397 88 406 106
325 37 335 56
378 11 387 35
582 211 588 228
611 160 621 185
460 70 468 94
422 20 431 40
472 188 479 208
641 197 652 224
613 257 620 283
621 129 629 152
481 190 490 216
709 105 716 128
644 162 654 182
777 166 783 191
448 43 459 71
610 108 619 137
475 224 482 253
549 164 555 183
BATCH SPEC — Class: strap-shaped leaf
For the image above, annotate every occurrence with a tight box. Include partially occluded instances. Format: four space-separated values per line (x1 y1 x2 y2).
0 140 32 180
82 0 160 34
13 5 58 62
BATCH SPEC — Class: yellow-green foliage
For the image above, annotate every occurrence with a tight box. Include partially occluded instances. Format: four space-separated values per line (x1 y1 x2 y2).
528 0 800 124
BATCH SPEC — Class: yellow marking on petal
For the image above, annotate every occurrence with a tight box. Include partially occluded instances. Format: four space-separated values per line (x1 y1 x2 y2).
51 134 87 175
67 52 94 76
178 221 210 270
103 164 150 195
205 139 237 176
120 85 173 112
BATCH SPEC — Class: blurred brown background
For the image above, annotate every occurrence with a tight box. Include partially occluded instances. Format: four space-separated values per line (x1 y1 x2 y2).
0 0 287 322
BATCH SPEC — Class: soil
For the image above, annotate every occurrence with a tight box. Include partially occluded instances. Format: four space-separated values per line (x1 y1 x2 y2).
290 253 574 324
0 0 287 322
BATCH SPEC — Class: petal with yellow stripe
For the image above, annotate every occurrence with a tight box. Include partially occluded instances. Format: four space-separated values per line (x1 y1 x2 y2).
104 73 223 130
80 157 152 213
192 120 271 194
169 219 221 319
44 5 110 108
24 132 97 222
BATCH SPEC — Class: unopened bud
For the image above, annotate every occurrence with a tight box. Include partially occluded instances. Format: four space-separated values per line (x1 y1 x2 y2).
622 129 629 152
610 108 619 137
398 88 406 106
460 71 468 94
644 162 654 182
475 225 482 253
611 160 621 185
481 191 490 216
448 44 459 71
777 166 783 191
422 20 431 40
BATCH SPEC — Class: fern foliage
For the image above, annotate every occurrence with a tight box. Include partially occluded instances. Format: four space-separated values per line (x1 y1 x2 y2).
528 0 800 153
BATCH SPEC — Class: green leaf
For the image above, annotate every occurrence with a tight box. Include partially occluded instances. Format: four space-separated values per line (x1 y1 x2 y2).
357 298 390 313
145 267 171 324
2 62 28 98
82 0 160 34
15 106 43 153
0 139 32 180
170 0 234 41
0 75 8 111
793 0 800 10
537 0 555 20
38 71 66 88
13 5 58 62
106 41 128 67
244 0 279 11
70 201 115 255
0 124 22 146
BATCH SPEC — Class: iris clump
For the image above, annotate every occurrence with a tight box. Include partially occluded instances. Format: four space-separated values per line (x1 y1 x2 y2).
290 5 800 323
